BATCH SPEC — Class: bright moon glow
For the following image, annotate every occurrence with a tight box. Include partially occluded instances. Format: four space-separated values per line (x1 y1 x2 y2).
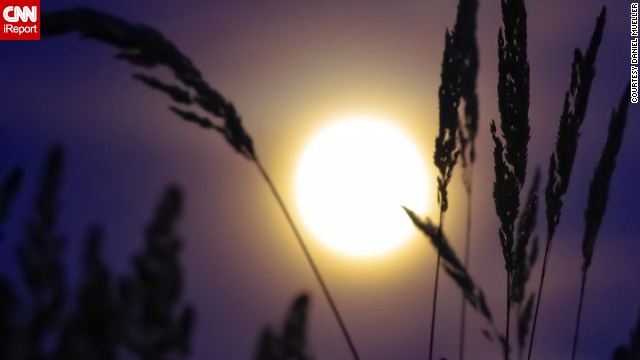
295 116 430 258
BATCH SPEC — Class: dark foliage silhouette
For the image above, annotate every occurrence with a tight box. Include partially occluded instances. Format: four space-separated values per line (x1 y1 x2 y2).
404 209 492 324
0 167 23 227
42 9 254 159
456 0 480 171
16 146 67 359
613 305 640 360
429 20 461 360
511 169 540 309
403 0 479 357
405 172 544 360
0 146 194 360
512 168 540 360
403 208 506 347
404 207 511 357
492 0 531 357
572 83 631 360
451 1 480 358
41 9 359 359
256 294 313 360
528 8 607 359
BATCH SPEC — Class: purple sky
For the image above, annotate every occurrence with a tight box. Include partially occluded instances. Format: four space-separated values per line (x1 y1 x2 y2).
1 0 639 359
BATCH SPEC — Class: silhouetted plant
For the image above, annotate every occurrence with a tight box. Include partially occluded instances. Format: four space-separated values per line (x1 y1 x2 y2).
612 304 640 360
0 277 20 359
405 170 542 360
42 9 255 159
56 227 119 360
404 208 507 357
512 168 540 360
572 83 631 360
118 185 195 359
452 1 480 359
0 146 194 360
492 0 532 357
428 22 461 360
528 8 607 359
515 291 534 360
41 9 359 359
17 146 67 359
0 166 25 359
400 0 475 356
256 294 312 360
0 167 23 228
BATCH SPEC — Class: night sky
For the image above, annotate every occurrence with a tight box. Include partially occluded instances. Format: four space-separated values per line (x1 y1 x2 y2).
1 0 639 359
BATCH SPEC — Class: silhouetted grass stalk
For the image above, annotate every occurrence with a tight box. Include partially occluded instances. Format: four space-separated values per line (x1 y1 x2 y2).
527 228 551 360
455 0 480 357
430 21 463 358
0 167 23 241
527 8 606 359
612 304 640 358
404 207 505 358
423 2 480 358
572 270 588 360
506 274 512 359
41 9 360 360
459 170 473 360
515 302 522 360
256 293 312 358
254 158 360 360
512 168 540 360
571 83 630 360
423 0 483 356
429 211 446 360
494 0 532 357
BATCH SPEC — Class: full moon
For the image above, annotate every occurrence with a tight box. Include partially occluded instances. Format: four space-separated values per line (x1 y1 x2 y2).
295 116 430 258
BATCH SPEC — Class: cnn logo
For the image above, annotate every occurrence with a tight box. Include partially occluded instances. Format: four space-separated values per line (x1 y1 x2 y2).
1 0 40 40
3 6 37 22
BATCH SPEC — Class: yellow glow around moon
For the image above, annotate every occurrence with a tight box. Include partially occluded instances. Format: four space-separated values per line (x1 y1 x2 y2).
295 116 430 258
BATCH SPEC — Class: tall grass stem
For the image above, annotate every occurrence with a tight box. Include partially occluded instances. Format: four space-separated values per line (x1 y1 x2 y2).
506 272 512 360
459 166 474 360
571 270 588 360
527 232 551 360
429 210 446 360
254 158 360 360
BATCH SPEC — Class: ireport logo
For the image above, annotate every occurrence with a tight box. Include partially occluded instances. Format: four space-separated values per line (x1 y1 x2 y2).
1 0 40 40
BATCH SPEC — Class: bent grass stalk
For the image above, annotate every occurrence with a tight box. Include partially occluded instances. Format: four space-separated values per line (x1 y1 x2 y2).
40 8 360 360
254 158 360 360
404 207 507 358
